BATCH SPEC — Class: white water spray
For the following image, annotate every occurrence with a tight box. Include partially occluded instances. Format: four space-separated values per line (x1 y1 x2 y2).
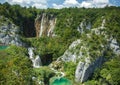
28 47 42 68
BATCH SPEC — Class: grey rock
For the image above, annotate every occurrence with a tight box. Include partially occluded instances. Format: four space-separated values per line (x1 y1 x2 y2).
0 33 6 38
77 20 91 33
60 39 81 62
0 16 23 46
75 57 103 82
109 38 120 55
58 18 119 83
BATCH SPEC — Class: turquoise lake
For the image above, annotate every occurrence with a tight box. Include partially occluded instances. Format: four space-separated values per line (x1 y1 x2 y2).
50 77 72 85
0 46 8 50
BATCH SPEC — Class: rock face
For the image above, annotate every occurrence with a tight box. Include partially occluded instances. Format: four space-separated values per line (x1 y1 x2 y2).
59 38 105 82
59 18 120 82
109 38 120 55
77 19 91 33
60 39 82 62
75 57 103 82
28 47 42 68
35 13 56 37
0 16 23 46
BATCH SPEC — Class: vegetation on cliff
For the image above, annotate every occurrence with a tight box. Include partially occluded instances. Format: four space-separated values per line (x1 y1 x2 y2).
0 2 120 85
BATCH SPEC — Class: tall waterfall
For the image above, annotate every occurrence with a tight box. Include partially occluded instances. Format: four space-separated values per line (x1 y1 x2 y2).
28 47 42 68
39 14 45 37
35 13 56 37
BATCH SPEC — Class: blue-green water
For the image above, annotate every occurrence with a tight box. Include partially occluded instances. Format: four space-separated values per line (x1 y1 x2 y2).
0 46 8 50
50 77 72 85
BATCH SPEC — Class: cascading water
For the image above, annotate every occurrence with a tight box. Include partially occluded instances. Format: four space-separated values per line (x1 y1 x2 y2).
39 14 45 37
28 47 42 68
33 55 42 68
35 13 56 37
28 47 34 59
49 63 72 85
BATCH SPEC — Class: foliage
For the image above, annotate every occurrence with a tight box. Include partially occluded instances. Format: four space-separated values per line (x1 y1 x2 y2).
64 62 77 81
0 2 120 85
100 56 120 85
85 56 120 85
0 45 33 85
0 2 40 37
26 37 73 62
33 67 55 85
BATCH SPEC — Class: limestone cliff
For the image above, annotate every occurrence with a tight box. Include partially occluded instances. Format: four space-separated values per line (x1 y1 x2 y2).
58 18 120 82
35 13 56 37
0 16 23 46
77 19 91 33
75 56 104 82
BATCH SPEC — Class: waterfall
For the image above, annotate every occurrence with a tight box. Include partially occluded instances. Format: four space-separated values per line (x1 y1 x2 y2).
33 55 42 68
35 13 56 37
28 47 34 59
28 47 42 68
39 14 45 37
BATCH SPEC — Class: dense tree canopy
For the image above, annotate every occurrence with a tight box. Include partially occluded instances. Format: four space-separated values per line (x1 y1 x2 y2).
0 2 120 85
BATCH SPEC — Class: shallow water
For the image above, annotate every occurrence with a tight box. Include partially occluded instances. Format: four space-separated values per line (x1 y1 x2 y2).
0 46 8 50
50 77 72 85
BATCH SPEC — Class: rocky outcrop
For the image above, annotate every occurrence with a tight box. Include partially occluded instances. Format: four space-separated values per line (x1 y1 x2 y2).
59 38 104 82
0 16 23 46
35 13 56 37
60 39 82 62
77 19 91 33
91 19 106 35
109 38 120 55
75 57 103 82
58 18 120 83
91 19 120 55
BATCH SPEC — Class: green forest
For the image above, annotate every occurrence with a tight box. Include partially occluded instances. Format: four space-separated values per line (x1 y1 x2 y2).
0 2 120 85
